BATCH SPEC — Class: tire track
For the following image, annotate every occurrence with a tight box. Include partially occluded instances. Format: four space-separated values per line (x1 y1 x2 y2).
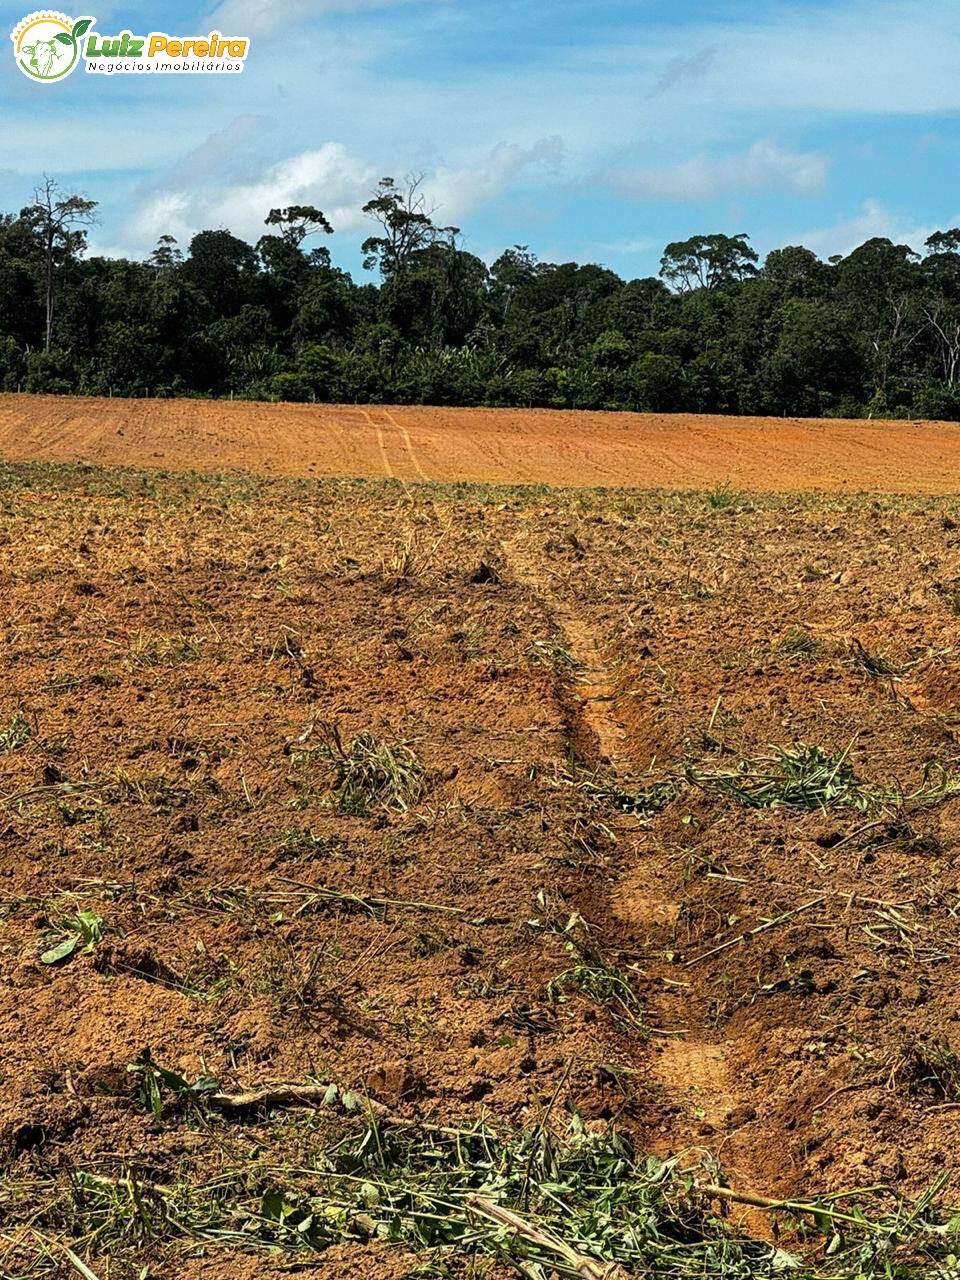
384 408 430 482
500 524 761 1207
501 533 627 769
361 409 395 481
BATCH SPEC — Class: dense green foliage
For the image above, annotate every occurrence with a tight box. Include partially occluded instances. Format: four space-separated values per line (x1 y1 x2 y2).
5 177 960 419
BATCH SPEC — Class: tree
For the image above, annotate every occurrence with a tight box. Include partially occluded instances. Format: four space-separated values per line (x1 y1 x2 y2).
361 176 457 279
182 229 258 317
763 299 864 416
489 246 541 317
3 172 960 420
0 213 44 345
149 235 182 272
926 229 960 257
23 176 97 351
659 233 758 292
264 205 333 248
836 237 923 403
762 245 828 297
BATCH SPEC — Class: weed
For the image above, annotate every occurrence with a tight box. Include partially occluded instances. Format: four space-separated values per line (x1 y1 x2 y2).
40 909 104 965
548 959 648 1035
687 743 874 812
706 483 735 509
126 632 207 668
890 1039 960 1102
127 1049 218 1119
253 936 343 1022
778 628 824 659
278 828 350 860
576 772 678 816
527 638 582 671
9 1112 960 1278
379 529 445 580
533 890 650 1036
322 725 426 815
0 711 31 754
848 639 905 679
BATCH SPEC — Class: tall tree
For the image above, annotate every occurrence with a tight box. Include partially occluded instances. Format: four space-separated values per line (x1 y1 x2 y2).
361 176 456 279
922 231 960 387
264 205 333 248
182 229 258 317
660 233 758 292
837 237 923 402
23 176 97 351
149 235 182 273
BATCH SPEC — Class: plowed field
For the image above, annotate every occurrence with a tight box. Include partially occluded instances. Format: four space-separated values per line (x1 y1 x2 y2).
0 394 958 491
1 412 960 1278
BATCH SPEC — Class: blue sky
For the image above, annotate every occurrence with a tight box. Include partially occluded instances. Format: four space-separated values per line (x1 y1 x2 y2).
2 0 959 280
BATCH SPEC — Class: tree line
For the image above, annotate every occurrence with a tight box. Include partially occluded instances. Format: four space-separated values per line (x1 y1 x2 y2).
3 175 960 419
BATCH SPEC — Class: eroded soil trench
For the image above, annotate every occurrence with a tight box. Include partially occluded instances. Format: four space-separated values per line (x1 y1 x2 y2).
501 529 757 1199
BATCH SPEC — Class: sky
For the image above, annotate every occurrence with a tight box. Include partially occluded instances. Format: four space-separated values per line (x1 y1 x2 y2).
1 0 959 281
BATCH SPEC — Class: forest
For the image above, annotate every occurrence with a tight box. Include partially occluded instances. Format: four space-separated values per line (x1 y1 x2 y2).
4 175 960 419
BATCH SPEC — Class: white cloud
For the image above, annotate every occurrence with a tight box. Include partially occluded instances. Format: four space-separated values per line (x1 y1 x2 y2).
589 237 660 256
607 141 827 204
424 138 563 223
124 142 376 251
797 198 949 259
112 134 561 257
13 0 960 274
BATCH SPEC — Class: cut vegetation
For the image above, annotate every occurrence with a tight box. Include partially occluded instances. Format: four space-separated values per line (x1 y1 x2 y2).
2 460 960 1280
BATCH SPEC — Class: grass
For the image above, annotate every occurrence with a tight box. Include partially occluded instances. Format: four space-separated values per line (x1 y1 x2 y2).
688 743 874 812
125 631 208 667
706 483 736 509
322 725 426 815
891 1039 960 1102
533 890 652 1036
689 745 960 816
573 771 678 816
547 957 649 1035
528 638 583 671
847 639 907 679
777 628 824 659
0 711 31 753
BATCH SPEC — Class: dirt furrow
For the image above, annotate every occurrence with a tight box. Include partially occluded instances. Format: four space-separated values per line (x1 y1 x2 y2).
501 534 628 768
500 526 760 1200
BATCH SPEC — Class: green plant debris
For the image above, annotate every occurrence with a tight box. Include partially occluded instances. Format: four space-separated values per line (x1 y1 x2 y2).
7 1113 960 1278
0 711 31 753
688 743 870 811
322 725 426 815
127 1049 219 1121
40 909 104 965
777 629 824 659
550 763 678 816
688 744 960 815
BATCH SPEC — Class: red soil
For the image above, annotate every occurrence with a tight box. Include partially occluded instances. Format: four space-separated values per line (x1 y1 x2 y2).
0 394 957 491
